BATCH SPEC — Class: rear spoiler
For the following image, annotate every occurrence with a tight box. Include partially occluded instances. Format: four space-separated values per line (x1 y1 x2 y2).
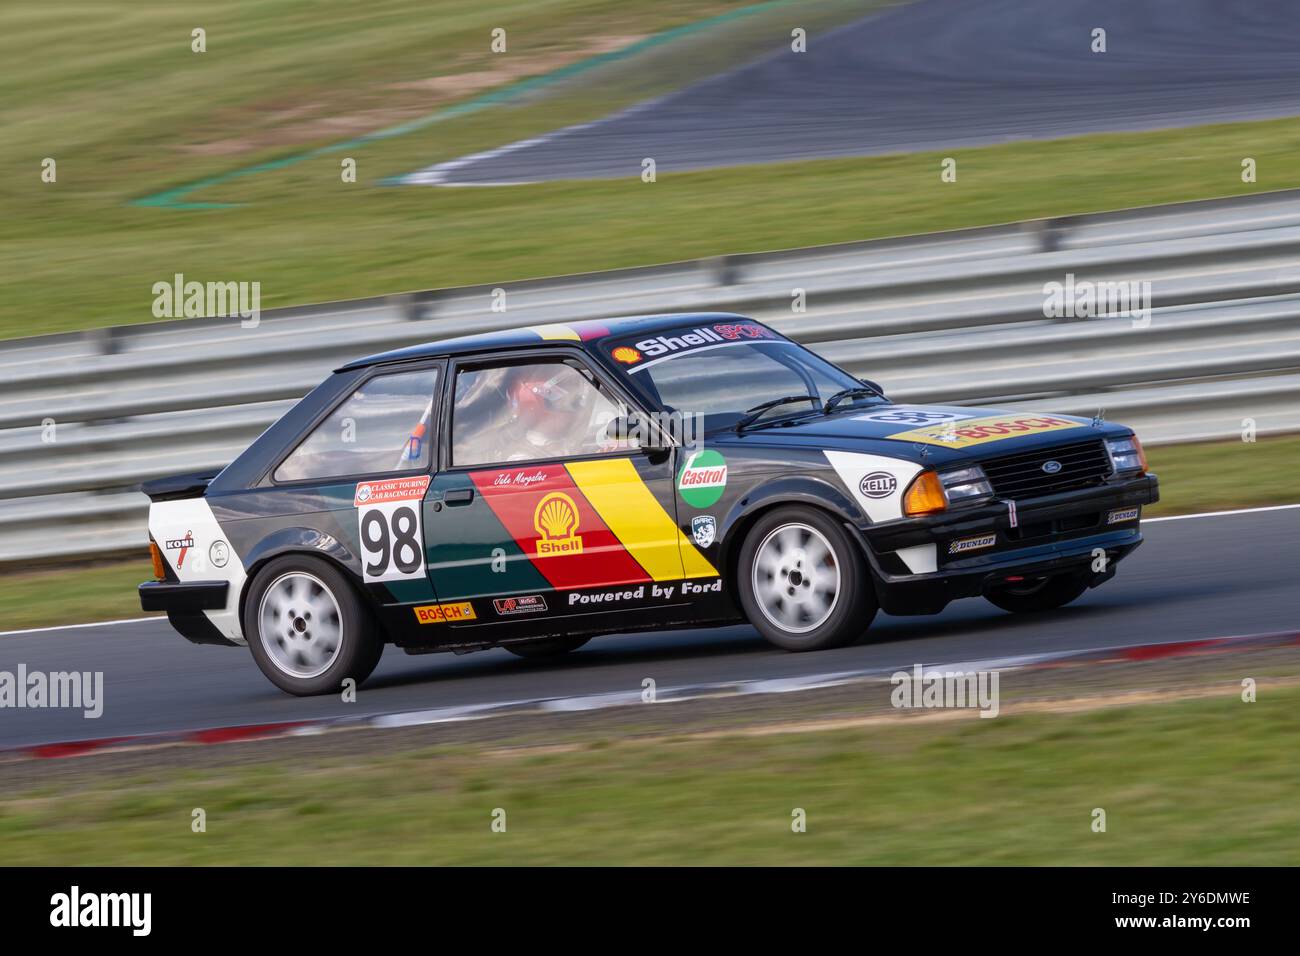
141 470 221 502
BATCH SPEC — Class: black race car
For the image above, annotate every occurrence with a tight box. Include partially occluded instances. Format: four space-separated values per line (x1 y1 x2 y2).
140 313 1158 695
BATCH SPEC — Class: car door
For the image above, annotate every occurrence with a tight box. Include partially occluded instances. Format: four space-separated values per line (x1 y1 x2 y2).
424 350 717 630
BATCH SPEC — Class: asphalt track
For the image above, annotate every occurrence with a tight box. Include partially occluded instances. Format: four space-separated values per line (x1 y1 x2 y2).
406 0 1300 185
1 508 1297 749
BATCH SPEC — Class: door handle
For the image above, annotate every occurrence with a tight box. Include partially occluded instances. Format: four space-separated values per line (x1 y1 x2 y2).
443 488 475 506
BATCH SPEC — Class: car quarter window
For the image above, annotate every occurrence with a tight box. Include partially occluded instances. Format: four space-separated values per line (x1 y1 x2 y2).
451 358 630 467
274 367 439 482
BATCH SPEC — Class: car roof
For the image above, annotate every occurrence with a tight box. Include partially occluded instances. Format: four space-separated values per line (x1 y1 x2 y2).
338 312 757 370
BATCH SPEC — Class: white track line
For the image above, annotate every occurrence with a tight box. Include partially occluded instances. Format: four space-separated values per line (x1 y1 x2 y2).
2 502 1297 638
1144 502 1300 522
0 616 162 638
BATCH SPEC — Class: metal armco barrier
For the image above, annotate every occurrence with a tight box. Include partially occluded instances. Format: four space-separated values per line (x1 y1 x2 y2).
4 189 1300 563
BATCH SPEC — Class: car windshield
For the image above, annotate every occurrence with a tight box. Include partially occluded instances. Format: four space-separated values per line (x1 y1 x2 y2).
605 322 875 431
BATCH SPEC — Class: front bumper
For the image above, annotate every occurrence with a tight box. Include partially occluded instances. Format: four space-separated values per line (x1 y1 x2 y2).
855 473 1158 615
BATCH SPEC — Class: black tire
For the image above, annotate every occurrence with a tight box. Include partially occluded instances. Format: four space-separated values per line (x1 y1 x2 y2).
736 505 877 651
504 635 592 659
243 555 383 696
985 574 1090 614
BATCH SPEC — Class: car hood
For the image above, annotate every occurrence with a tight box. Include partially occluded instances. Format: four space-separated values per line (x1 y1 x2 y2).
715 403 1127 463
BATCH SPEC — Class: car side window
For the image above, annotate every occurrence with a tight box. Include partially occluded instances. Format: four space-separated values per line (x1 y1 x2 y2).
451 359 629 467
274 367 439 482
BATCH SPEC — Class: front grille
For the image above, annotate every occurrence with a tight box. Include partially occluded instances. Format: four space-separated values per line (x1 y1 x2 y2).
978 438 1111 501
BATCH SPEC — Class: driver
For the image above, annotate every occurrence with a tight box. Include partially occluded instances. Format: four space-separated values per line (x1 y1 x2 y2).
496 364 599 461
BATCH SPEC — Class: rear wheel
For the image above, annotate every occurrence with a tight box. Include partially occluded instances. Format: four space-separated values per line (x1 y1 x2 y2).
736 506 876 651
244 555 383 696
985 574 1089 613
504 635 591 659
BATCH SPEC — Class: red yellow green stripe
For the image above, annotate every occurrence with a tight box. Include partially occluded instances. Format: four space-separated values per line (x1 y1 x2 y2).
565 458 718 580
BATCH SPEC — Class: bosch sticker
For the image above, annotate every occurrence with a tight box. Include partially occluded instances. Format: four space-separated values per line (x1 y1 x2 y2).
891 415 1085 448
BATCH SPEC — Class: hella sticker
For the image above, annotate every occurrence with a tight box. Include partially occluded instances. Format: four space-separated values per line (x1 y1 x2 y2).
859 472 897 499
948 534 997 555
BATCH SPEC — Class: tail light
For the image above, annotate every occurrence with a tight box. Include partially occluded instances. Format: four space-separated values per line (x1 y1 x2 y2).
149 540 167 580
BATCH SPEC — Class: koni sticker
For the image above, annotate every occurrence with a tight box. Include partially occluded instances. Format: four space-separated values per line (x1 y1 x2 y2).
165 530 195 568
677 449 727 507
890 415 1085 448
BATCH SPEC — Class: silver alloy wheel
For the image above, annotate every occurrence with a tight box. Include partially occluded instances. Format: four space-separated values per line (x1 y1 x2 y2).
258 571 344 679
751 522 842 634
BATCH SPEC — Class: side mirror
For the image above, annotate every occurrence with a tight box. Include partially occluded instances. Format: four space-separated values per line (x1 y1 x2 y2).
860 379 887 400
606 414 670 453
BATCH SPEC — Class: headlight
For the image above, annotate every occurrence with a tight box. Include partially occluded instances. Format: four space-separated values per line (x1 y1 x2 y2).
1105 435 1147 475
937 465 994 506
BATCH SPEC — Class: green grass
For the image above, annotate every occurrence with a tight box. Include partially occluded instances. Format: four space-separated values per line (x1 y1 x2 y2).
0 432 1294 632
1145 434 1300 516
4 684 1297 864
6 0 1300 338
0 559 157 631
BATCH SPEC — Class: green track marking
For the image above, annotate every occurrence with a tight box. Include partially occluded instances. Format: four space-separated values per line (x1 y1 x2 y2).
131 0 794 210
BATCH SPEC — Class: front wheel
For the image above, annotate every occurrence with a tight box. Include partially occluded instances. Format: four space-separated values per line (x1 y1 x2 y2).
243 555 383 696
985 574 1089 613
736 506 877 651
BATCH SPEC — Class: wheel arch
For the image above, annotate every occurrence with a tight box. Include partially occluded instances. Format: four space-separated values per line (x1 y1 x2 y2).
237 527 373 625
718 476 870 593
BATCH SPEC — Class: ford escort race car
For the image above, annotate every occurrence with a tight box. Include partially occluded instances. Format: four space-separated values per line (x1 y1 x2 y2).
139 313 1159 695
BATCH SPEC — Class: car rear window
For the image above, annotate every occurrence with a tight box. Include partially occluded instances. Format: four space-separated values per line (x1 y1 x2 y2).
274 367 438 482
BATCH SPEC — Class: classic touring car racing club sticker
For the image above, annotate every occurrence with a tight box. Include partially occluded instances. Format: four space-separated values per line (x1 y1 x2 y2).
889 415 1085 448
355 475 431 583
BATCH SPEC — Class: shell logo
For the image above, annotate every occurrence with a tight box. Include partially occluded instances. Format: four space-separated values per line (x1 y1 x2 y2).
611 346 642 364
533 492 583 556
